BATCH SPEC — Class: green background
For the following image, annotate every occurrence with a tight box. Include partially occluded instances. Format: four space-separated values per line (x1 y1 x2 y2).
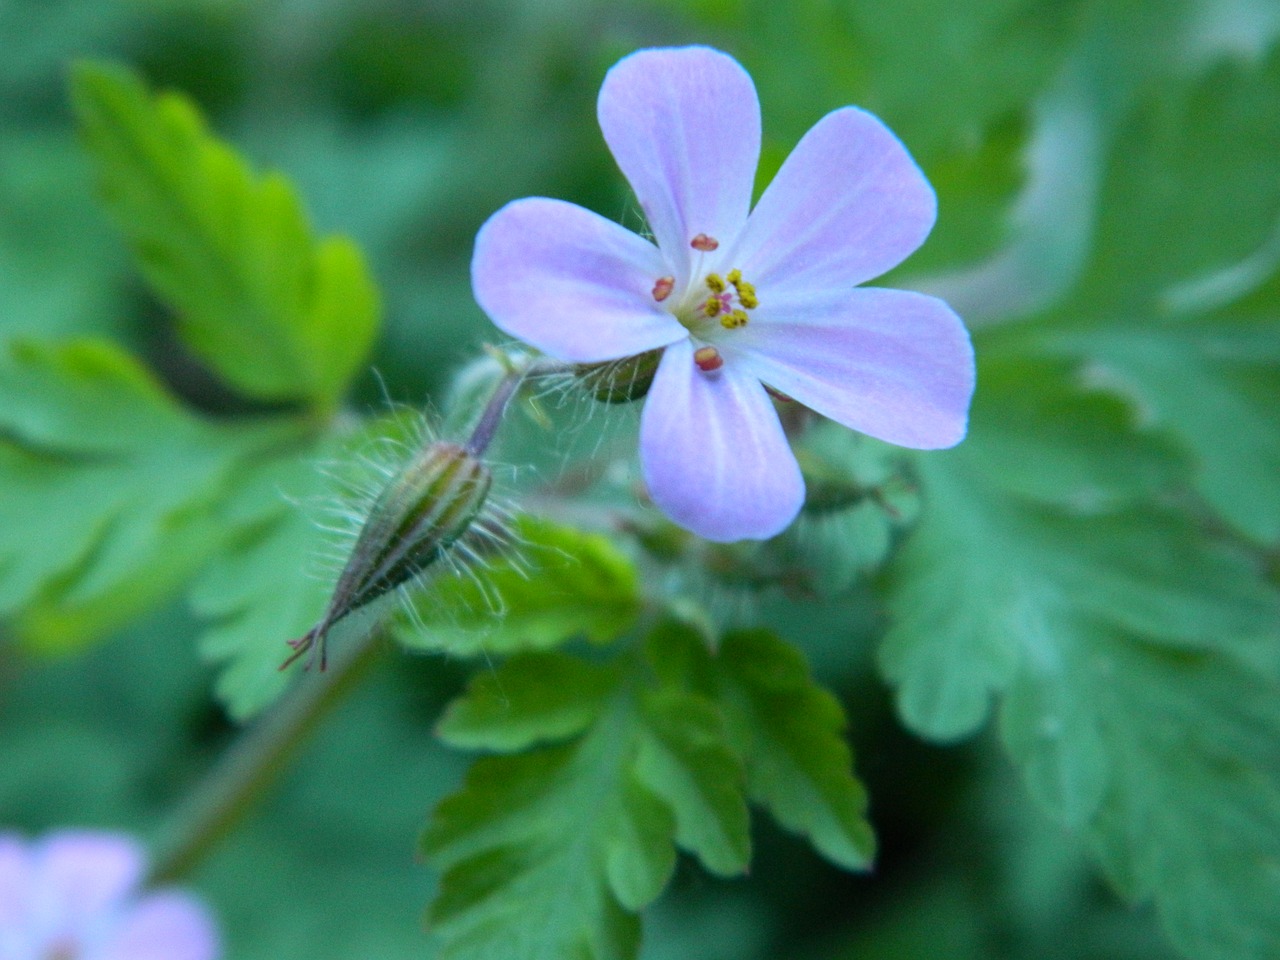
2 1 1278 958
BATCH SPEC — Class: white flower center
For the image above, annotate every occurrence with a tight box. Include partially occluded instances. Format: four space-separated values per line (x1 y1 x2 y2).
649 235 762 375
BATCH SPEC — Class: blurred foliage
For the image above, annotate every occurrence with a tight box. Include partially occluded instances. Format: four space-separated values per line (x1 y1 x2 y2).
2 1 1279 959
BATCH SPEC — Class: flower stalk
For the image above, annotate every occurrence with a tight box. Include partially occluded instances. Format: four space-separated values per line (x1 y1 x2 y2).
149 358 533 884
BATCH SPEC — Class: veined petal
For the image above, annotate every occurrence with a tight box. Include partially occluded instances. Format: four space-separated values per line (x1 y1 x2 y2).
98 893 220 960
472 197 686 363
730 107 936 293
598 47 760 286
640 339 803 541
728 289 974 449
32 832 144 930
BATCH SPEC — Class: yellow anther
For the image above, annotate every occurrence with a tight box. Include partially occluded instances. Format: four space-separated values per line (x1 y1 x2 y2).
704 297 722 317
738 291 759 310
705 273 726 294
721 309 749 329
726 269 742 284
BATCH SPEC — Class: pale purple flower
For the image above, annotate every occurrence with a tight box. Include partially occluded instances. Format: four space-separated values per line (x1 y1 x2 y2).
473 46 974 541
0 831 219 960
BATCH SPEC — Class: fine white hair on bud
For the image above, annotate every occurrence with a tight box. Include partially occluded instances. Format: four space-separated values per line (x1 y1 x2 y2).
284 440 493 670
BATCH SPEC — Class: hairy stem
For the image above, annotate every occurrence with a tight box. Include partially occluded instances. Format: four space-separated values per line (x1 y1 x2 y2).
147 622 385 886
464 355 551 456
148 356 546 885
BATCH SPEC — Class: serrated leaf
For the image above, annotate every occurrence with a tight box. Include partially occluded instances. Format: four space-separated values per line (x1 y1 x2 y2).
187 449 336 719
648 622 875 870
426 746 654 960
436 652 621 752
0 339 286 652
717 631 875 869
71 61 378 408
402 515 641 656
632 688 751 876
881 442 1280 959
424 645 749 960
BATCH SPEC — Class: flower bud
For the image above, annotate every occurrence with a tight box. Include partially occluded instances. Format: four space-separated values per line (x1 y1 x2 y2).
574 348 662 403
285 441 492 669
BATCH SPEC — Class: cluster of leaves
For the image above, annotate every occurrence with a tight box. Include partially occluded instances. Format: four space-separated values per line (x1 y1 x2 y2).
1 56 880 960
0 62 381 717
399 518 874 959
875 35 1280 960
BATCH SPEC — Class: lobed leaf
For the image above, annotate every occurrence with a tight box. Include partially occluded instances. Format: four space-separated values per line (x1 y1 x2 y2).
882 437 1280 959
436 652 622 752
401 515 642 656
0 338 288 652
423 640 749 960
648 623 875 870
70 61 379 409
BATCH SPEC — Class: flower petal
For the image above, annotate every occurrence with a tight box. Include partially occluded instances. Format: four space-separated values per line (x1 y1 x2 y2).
0 835 31 940
473 197 687 362
598 46 760 286
727 288 974 449
729 107 936 293
32 832 144 931
640 338 803 541
97 892 220 960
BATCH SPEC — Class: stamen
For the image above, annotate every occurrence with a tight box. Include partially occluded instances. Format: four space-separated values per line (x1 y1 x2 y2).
652 276 675 302
705 273 726 293
704 297 723 317
690 233 719 251
721 309 749 329
694 346 723 372
726 269 742 284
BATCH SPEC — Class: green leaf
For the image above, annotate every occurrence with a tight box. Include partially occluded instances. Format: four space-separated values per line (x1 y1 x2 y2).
70 61 379 408
964 351 1189 510
424 642 750 960
0 339 284 652
1024 49 1280 544
632 687 750 876
881 440 1280 958
1040 322 1280 544
402 515 641 656
187 448 336 719
436 652 621 752
648 623 875 870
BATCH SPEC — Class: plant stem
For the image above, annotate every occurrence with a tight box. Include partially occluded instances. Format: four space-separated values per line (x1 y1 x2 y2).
147 357 543 886
147 621 385 886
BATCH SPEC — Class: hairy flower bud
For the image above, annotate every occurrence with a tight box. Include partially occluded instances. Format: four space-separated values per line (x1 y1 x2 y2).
285 441 492 669
574 348 662 403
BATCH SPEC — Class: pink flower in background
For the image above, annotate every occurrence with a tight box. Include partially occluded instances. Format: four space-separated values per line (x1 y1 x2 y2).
472 46 974 541
0 831 219 960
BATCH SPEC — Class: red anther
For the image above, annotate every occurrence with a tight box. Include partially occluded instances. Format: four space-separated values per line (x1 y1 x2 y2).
652 276 675 301
694 346 723 372
690 233 719 251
